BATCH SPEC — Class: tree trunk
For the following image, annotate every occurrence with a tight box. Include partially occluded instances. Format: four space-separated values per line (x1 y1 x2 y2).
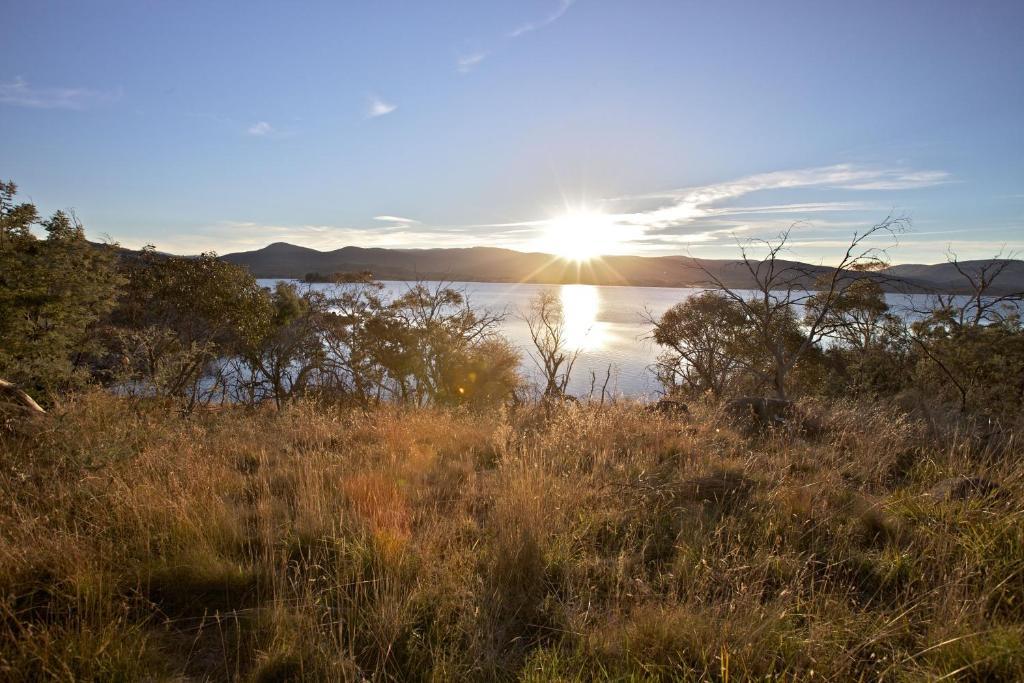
0 379 46 416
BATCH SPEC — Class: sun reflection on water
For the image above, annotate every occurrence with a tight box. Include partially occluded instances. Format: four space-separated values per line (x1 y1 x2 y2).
560 284 605 350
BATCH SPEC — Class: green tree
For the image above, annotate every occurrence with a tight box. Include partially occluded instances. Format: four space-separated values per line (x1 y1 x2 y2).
696 217 907 399
0 180 38 246
230 282 327 406
909 256 1024 417
649 291 746 398
315 280 518 407
0 182 122 398
112 249 272 407
806 277 910 396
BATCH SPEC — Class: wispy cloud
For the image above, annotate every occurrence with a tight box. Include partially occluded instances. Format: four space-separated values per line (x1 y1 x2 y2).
246 121 275 136
0 76 120 110
455 1 576 73
374 215 420 224
609 164 951 231
839 170 953 191
367 95 397 118
705 201 875 216
456 52 488 74
509 0 576 38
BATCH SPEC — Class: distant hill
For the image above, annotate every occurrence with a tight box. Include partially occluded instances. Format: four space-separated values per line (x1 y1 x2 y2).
880 260 1024 294
220 242 1024 294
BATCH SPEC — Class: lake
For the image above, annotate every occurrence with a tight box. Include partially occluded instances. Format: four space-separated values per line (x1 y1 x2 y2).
257 279 946 398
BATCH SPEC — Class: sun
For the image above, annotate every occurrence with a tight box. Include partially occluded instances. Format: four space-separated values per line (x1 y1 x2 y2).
540 209 619 261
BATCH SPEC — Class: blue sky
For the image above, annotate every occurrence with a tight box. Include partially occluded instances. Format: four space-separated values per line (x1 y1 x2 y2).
2 0 1022 263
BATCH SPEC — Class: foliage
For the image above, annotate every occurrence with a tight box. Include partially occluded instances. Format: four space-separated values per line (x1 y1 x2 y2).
649 291 746 397
905 256 1024 418
0 182 122 399
652 290 826 399
695 216 907 399
315 280 517 407
808 278 911 396
228 282 327 406
912 305 1024 419
110 248 274 407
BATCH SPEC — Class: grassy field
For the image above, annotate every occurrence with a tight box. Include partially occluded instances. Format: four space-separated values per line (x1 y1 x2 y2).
1 394 1022 681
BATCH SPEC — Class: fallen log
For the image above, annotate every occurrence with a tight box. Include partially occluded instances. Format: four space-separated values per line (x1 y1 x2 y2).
0 379 45 416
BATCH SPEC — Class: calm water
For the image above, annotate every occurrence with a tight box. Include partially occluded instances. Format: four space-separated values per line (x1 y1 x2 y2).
258 279 943 398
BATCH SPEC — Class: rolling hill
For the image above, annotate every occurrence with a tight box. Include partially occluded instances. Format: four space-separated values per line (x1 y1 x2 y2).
220 243 1024 294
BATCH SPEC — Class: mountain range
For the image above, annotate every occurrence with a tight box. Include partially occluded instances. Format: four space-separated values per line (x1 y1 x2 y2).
220 242 1024 295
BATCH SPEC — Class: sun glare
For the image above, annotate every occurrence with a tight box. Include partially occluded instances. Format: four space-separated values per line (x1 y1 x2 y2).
560 284 605 350
541 209 619 261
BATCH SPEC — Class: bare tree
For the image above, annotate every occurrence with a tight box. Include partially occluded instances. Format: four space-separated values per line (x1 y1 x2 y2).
587 363 614 406
695 215 908 400
523 289 580 398
923 249 1024 327
906 249 1024 413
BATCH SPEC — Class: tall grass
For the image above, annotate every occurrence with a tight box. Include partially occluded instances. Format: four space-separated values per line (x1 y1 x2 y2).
1 393 1022 680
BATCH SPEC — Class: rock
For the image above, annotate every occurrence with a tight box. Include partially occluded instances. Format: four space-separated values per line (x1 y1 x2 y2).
927 476 1000 502
725 397 794 430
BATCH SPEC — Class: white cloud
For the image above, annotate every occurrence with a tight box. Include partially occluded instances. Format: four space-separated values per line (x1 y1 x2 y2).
374 215 420 224
367 95 397 118
246 121 275 136
456 52 488 73
706 201 874 216
609 164 951 233
840 170 953 191
0 76 119 110
509 0 575 38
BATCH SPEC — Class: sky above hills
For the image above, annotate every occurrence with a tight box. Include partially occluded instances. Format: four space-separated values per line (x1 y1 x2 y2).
2 0 1023 264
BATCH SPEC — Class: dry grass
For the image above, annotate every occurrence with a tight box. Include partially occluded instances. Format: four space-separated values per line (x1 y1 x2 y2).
1 392 1022 681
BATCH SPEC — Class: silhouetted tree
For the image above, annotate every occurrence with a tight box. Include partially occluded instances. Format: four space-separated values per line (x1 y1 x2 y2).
315 279 517 407
806 276 910 395
695 216 908 399
648 291 746 398
523 289 580 398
